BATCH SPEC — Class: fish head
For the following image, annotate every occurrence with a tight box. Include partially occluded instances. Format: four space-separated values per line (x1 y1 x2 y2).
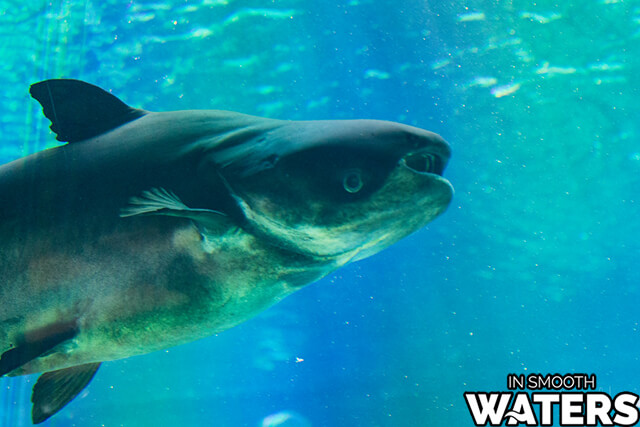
208 119 453 263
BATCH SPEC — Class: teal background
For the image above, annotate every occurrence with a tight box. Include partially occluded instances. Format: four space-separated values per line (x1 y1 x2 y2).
1 0 640 425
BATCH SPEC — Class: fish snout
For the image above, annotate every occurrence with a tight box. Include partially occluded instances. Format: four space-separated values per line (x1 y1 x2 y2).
398 131 451 178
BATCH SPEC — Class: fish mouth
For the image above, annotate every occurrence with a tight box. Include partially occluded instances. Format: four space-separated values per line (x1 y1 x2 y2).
400 149 448 176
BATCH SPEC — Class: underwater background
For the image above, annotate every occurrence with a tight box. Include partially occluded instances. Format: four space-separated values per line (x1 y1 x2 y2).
1 0 640 425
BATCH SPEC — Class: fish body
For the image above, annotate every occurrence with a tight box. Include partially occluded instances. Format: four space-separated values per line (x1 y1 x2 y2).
0 80 453 422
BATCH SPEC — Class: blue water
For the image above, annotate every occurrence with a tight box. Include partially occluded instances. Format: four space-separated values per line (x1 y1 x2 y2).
1 0 640 426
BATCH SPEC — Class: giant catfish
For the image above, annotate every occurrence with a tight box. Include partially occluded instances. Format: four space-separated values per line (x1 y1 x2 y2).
0 79 453 423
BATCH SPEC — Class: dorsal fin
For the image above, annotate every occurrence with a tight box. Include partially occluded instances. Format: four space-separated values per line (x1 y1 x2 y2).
29 79 147 143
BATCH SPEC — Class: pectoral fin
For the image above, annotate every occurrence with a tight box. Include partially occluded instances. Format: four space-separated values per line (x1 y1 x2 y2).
0 320 78 377
32 362 101 424
120 187 235 236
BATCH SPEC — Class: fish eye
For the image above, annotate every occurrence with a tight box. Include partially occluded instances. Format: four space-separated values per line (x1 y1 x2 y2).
343 170 363 193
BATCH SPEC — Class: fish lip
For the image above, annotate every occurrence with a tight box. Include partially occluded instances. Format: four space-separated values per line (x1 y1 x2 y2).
399 147 450 176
